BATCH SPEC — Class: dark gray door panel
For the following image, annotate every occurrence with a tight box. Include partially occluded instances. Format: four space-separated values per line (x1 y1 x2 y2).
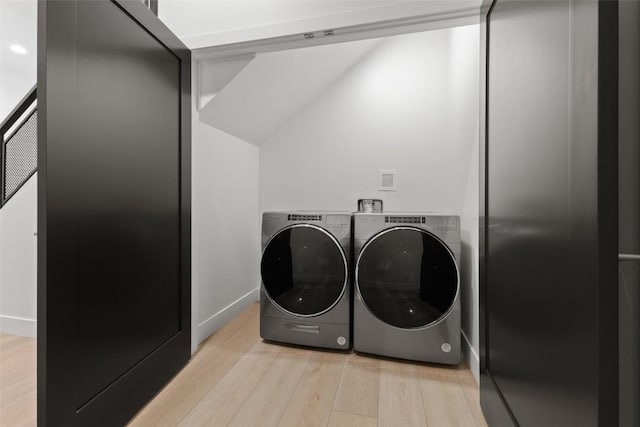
481 1 618 425
37 1 191 425
619 261 640 427
618 1 640 425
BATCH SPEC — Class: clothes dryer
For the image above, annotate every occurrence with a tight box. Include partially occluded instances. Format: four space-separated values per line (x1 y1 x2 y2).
260 211 351 350
353 213 461 364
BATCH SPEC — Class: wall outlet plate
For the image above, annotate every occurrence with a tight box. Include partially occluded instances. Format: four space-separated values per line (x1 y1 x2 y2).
378 169 397 191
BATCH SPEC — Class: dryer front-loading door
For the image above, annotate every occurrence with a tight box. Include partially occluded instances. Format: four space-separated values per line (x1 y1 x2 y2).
356 227 459 329
261 224 347 317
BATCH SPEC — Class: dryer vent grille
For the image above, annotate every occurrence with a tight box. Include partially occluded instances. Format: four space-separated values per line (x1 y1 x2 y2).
385 216 425 224
288 214 323 222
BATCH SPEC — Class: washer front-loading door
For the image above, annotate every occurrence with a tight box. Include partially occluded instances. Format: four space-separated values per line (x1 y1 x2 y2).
356 227 459 329
261 224 347 317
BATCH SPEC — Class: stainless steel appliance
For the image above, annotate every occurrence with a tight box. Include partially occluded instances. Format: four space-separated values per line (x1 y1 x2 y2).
260 211 351 350
352 212 461 364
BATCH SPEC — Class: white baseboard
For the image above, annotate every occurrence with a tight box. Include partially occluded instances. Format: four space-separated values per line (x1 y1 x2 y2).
197 288 260 346
0 315 37 338
461 329 479 384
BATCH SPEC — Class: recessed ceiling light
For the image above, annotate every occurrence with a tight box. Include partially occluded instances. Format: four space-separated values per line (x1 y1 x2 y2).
10 44 28 55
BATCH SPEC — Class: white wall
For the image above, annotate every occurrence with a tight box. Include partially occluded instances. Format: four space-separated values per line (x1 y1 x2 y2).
258 26 480 377
0 0 37 120
0 0 38 337
0 174 38 337
191 104 261 353
449 25 480 380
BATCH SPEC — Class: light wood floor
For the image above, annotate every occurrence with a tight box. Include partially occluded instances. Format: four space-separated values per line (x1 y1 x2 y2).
131 303 487 427
0 333 37 427
0 303 487 427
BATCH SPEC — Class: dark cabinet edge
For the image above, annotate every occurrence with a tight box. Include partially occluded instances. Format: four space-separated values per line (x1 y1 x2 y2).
480 370 517 427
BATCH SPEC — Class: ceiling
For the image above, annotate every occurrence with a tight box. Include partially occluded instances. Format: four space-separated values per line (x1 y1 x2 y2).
0 0 482 121
160 0 403 37
158 0 481 48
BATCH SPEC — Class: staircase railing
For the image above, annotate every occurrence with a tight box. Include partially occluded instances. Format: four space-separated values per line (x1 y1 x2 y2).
0 85 37 208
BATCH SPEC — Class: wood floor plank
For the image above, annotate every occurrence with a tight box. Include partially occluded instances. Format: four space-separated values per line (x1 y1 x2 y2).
0 334 36 423
0 373 36 411
0 335 35 359
178 344 278 427
378 360 427 427
251 339 284 353
227 348 311 427
457 373 488 427
333 356 380 418
327 411 377 427
0 391 36 427
0 365 36 393
418 365 476 427
277 352 345 427
0 342 36 383
128 314 260 426
195 303 260 356
0 334 36 354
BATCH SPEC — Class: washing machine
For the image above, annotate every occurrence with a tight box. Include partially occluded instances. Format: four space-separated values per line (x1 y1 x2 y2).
260 211 351 350
353 212 461 364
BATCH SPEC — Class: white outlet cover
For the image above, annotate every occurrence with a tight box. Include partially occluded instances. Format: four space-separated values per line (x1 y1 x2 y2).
379 169 397 191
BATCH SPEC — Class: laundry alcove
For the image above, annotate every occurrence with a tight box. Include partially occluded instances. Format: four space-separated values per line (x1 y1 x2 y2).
189 22 482 378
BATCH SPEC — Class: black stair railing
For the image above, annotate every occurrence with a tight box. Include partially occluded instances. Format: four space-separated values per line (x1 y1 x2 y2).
0 85 38 208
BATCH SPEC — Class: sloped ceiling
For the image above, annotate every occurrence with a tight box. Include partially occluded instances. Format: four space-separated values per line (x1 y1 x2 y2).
197 37 382 146
197 54 256 109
